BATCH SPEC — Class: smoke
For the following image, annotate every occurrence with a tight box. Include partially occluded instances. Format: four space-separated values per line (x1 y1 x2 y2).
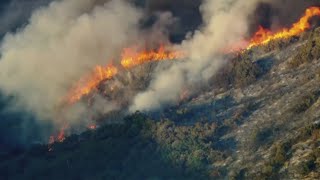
245 0 320 35
129 0 260 111
0 0 182 134
266 0 320 28
0 0 145 127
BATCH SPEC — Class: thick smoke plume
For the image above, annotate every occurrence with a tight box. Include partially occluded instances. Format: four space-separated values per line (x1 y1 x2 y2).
0 0 320 143
0 0 145 126
0 0 179 134
130 0 260 111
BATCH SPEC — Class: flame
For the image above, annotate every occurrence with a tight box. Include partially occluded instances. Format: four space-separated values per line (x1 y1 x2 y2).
121 45 185 69
57 124 69 142
247 7 320 49
48 123 69 151
65 45 184 104
66 65 118 104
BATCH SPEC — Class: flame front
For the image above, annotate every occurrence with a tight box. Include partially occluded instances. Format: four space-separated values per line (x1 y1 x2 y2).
66 65 118 104
65 45 184 104
248 7 320 49
121 45 185 69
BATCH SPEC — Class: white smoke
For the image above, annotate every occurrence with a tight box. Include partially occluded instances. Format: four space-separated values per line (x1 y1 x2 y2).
130 0 262 111
0 0 144 126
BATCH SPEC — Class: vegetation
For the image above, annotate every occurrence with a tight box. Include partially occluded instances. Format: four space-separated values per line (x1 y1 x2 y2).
248 127 273 151
261 36 299 52
291 91 319 113
0 113 231 180
212 51 262 89
288 29 320 68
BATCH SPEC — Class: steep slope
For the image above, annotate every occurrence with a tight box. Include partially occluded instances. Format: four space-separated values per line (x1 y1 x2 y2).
2 26 320 180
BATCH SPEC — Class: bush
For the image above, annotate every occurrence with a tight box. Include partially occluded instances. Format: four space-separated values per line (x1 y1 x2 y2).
294 155 316 176
211 51 262 89
311 37 320 60
270 142 288 167
288 30 320 68
248 127 273 151
288 44 312 68
292 92 318 113
233 52 261 87
262 36 299 52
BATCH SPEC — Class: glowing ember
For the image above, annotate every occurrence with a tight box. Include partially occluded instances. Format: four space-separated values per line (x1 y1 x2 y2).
88 124 97 130
247 7 320 49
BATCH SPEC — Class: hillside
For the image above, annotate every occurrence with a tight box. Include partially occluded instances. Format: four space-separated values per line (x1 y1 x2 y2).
1 27 320 180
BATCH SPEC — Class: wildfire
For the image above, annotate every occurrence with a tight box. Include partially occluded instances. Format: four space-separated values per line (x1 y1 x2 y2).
48 45 184 149
49 7 320 148
247 7 320 49
64 7 320 105
65 45 184 104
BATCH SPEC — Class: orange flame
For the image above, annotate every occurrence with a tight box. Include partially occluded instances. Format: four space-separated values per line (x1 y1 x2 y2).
57 124 69 142
67 65 118 104
65 45 184 104
121 45 185 69
248 7 320 49
48 123 69 151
